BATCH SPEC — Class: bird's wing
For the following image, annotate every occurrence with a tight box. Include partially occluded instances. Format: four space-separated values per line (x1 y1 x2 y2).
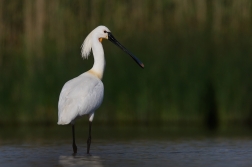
58 73 104 124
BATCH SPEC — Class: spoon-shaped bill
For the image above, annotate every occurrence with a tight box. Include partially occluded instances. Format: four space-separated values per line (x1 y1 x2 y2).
108 32 144 68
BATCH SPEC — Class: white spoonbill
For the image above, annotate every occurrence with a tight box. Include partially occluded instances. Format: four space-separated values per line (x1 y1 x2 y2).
57 25 144 154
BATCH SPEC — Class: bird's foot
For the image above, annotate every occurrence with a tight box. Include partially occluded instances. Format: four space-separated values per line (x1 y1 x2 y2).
73 144 77 154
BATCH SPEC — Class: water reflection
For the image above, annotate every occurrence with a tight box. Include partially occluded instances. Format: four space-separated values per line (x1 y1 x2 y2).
1 126 252 167
1 139 252 167
59 155 103 167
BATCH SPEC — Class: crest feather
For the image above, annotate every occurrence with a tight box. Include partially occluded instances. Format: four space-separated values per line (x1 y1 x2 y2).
81 31 93 59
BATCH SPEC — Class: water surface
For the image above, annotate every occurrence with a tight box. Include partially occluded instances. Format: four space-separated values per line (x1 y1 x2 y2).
1 126 252 167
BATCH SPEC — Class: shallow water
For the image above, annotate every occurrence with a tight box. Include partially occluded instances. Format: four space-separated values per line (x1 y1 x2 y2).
1 126 252 167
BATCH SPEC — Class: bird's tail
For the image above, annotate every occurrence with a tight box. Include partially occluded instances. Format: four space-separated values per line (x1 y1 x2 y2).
57 117 71 125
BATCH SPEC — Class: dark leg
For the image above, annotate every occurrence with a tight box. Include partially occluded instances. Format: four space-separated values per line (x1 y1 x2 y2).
87 121 92 154
72 124 77 154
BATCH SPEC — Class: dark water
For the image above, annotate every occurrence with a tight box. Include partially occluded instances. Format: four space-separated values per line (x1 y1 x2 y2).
1 126 252 167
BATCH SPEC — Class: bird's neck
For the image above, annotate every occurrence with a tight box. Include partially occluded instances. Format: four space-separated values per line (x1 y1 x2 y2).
89 38 106 80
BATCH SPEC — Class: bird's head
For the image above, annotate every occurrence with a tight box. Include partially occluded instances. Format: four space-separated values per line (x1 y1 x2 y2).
81 25 144 68
81 25 110 59
92 26 111 43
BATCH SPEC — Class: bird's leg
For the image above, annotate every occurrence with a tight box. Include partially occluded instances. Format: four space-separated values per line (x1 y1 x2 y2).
87 121 92 154
72 124 77 154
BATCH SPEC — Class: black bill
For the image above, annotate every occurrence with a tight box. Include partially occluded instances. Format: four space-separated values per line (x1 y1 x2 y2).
108 32 144 68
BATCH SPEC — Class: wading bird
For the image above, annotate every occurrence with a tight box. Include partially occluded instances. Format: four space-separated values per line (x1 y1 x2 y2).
57 26 144 154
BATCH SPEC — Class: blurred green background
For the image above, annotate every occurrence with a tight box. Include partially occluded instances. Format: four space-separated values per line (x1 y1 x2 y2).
1 0 252 129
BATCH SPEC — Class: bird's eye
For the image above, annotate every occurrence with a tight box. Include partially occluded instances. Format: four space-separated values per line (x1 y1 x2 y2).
104 30 107 33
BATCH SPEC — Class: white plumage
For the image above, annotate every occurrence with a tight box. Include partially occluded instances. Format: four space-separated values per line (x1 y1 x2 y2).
58 72 104 125
57 25 144 154
58 26 108 126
